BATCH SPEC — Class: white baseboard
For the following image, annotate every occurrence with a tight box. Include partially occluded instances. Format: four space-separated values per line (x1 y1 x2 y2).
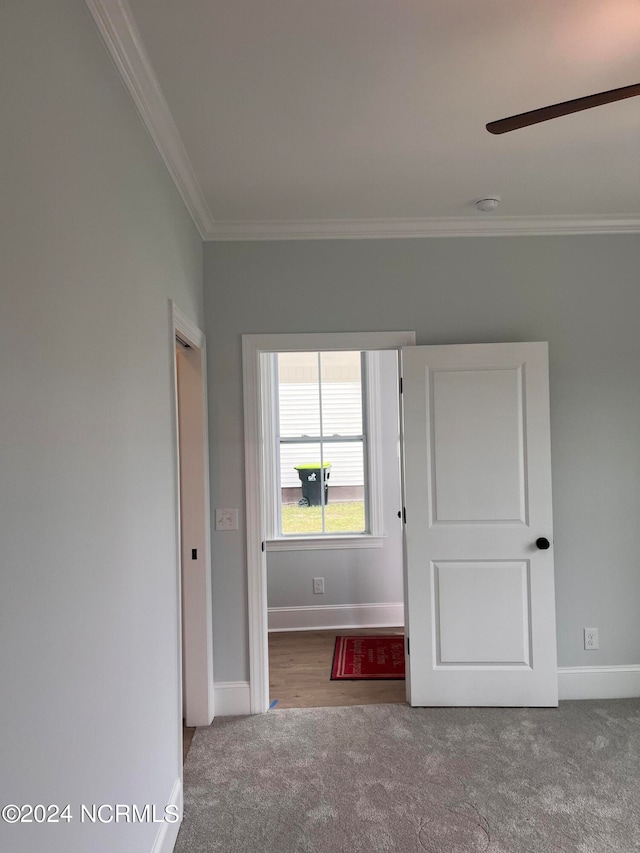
214 681 251 716
209 677 216 721
268 602 404 632
558 665 640 700
212 664 638 722
150 777 182 853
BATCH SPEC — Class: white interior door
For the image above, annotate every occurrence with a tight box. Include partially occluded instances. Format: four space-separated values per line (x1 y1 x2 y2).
402 342 558 707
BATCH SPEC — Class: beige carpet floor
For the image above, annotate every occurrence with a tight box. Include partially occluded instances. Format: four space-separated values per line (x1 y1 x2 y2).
176 699 640 852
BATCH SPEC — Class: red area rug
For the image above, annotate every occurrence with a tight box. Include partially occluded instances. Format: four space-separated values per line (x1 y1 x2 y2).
331 635 405 680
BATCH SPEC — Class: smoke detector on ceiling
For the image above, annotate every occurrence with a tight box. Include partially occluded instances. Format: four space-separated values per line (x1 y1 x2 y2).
475 196 501 213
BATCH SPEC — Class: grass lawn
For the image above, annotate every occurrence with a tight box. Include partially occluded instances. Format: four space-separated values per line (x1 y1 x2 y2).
281 501 365 535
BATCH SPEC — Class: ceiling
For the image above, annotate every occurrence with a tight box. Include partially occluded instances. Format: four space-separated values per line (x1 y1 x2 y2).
96 0 640 238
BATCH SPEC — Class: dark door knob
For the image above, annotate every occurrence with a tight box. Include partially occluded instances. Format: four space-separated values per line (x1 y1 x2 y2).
536 537 551 550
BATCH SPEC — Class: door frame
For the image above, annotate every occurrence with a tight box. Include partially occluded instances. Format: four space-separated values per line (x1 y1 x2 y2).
170 301 215 727
242 331 415 714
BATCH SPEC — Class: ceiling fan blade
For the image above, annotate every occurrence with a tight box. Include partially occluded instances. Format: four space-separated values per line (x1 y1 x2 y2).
486 82 640 134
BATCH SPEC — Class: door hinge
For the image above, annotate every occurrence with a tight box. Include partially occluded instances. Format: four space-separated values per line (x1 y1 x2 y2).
261 541 265 552
403 507 407 524
399 376 403 394
406 637 410 655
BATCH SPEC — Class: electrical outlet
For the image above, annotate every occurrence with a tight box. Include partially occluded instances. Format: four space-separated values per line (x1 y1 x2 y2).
313 577 325 595
215 508 238 531
584 627 599 650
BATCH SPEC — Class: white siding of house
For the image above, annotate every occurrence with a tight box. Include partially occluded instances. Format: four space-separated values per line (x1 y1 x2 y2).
278 382 364 487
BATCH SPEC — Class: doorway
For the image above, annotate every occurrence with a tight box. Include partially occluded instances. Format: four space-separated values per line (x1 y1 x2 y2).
171 302 215 731
264 347 406 708
242 331 415 714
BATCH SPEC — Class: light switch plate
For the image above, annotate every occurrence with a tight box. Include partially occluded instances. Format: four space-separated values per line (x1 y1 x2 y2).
215 508 238 531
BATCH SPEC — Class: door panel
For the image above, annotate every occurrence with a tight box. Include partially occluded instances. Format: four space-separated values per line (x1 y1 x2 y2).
402 342 557 707
430 367 526 523
434 560 531 665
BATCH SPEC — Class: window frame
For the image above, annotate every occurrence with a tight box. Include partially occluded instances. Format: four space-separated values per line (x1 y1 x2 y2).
262 349 385 550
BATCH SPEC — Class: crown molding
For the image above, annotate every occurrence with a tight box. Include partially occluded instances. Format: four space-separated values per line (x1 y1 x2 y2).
84 1 640 245
205 214 640 241
85 0 215 239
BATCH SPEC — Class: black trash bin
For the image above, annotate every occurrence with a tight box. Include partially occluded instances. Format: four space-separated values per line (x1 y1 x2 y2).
294 463 331 507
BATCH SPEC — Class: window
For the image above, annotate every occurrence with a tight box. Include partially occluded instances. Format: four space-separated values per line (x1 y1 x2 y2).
263 349 383 545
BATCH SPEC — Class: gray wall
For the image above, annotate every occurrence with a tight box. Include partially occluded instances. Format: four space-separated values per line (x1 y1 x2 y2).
267 350 404 611
205 234 640 682
0 3 202 851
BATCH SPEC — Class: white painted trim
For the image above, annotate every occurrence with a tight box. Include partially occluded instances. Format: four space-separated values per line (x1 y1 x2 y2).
558 665 640 701
85 0 215 239
245 332 416 354
268 602 404 632
212 668 640 708
261 353 280 539
242 338 271 715
243 332 416 714
267 535 384 551
150 777 182 853
173 304 204 350
215 663 640 704
365 352 384 536
206 215 640 241
196 333 215 722
213 681 252 716
168 306 185 784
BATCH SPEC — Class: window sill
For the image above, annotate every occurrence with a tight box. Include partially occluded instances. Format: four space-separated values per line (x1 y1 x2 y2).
266 535 385 552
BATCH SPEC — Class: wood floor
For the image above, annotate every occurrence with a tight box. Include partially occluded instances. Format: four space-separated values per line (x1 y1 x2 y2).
269 627 406 709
